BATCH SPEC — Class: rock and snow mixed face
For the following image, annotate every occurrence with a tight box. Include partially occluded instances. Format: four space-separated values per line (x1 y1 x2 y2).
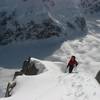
0 0 87 45
80 0 100 18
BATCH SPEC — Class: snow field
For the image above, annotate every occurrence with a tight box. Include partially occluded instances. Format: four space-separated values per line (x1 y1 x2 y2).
0 59 100 100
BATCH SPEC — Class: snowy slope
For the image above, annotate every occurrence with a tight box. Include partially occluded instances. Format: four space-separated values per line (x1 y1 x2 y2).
0 68 16 97
0 36 65 97
0 58 100 100
0 20 100 97
0 0 100 99
47 34 100 77
46 19 100 77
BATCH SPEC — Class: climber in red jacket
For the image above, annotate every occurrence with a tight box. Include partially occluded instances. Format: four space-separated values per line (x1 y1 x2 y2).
67 56 78 73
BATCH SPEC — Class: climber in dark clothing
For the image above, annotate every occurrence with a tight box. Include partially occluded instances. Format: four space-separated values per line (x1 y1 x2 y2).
22 57 38 75
21 57 31 74
27 62 38 75
67 56 78 73
13 57 31 80
13 57 39 80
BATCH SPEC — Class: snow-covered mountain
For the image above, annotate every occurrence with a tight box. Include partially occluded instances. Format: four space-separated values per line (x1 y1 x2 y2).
0 24 100 98
0 0 100 99
0 0 100 46
0 0 87 45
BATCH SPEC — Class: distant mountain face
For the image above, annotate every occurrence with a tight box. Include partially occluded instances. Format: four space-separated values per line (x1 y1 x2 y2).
0 0 87 45
80 0 100 15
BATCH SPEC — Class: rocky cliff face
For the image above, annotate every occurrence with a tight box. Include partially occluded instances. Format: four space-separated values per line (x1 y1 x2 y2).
0 0 87 46
0 16 62 45
95 71 100 84
80 0 100 14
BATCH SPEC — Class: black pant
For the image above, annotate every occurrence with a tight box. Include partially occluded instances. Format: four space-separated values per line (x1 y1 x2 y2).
69 65 74 73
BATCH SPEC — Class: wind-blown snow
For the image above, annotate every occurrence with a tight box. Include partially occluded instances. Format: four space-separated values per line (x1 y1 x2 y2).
48 33 100 77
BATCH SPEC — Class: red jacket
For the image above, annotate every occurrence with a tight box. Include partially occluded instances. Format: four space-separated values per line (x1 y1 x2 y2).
68 59 78 66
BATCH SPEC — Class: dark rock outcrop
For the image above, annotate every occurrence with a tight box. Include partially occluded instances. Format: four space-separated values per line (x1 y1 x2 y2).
80 0 100 14
13 57 39 80
95 70 100 84
5 82 16 97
